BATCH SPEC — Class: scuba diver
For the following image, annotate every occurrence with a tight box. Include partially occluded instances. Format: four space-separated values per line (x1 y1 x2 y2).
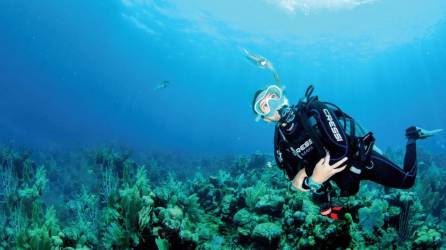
243 48 280 83
253 84 442 220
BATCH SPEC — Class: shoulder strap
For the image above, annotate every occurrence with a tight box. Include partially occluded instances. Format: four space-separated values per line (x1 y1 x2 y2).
296 100 326 157
274 126 303 179
322 101 356 147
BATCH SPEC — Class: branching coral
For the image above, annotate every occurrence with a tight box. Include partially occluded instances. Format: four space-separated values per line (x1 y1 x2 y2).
243 182 269 209
358 199 388 233
0 147 445 249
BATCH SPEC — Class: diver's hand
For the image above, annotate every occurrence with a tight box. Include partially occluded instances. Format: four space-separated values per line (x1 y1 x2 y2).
311 151 348 184
291 168 309 192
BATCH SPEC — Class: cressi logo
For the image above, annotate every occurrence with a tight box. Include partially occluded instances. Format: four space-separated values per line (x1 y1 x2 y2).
290 138 313 158
323 109 343 142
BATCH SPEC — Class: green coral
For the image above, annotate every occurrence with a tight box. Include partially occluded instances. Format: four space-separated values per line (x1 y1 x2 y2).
413 226 442 249
1 147 445 249
155 237 169 250
252 222 282 243
358 200 388 233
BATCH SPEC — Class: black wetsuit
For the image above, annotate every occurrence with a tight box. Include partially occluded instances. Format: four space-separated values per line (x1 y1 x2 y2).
274 106 417 207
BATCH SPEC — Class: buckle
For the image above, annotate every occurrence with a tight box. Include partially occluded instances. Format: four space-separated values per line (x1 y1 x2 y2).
350 166 362 175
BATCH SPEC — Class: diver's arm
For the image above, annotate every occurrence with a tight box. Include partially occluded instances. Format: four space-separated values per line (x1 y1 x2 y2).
291 168 310 192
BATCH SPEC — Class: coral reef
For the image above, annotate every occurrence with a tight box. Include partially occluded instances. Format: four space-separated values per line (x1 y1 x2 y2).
0 146 445 249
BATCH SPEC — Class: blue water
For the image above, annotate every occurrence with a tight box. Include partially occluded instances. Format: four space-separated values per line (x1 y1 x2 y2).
1 0 446 155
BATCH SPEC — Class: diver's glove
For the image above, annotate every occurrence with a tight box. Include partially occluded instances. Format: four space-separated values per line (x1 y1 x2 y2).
405 126 443 140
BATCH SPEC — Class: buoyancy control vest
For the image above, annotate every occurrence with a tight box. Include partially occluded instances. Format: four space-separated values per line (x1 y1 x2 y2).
275 85 375 195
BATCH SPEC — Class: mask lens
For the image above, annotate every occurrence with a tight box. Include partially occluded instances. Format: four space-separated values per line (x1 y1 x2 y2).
254 85 284 117
268 86 282 100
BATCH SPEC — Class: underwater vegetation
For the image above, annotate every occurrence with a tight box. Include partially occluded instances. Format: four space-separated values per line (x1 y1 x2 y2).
0 146 445 249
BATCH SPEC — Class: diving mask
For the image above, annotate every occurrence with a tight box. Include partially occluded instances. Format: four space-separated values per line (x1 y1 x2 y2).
254 85 288 120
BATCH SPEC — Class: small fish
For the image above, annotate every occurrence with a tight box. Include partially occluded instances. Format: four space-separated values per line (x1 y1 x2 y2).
266 161 273 168
243 48 280 83
154 80 169 91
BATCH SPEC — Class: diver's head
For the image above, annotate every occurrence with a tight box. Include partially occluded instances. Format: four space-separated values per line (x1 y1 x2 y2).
252 85 288 123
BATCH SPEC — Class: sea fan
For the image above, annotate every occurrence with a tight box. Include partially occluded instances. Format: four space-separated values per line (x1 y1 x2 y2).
398 199 412 241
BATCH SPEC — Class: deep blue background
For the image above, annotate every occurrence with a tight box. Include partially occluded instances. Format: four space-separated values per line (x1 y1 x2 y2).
1 0 445 155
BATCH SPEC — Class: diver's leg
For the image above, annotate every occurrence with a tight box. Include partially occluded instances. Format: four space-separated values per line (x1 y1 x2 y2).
361 126 442 188
311 184 345 219
312 189 332 215
361 140 417 189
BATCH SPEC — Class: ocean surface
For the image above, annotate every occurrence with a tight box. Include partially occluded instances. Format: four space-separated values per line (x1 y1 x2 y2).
1 1 446 249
